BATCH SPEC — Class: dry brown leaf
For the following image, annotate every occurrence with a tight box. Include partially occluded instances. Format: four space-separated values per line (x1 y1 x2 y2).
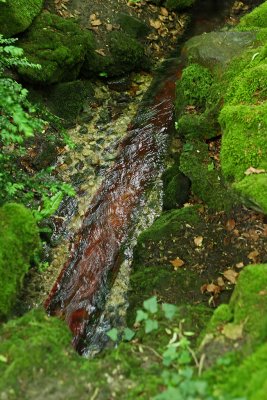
222 323 243 340
236 262 244 269
226 218 236 231
244 166 266 176
160 7 168 16
106 23 113 31
194 236 203 247
223 269 239 284
95 49 106 56
259 290 267 296
170 257 185 270
217 277 225 287
149 19 161 29
91 19 102 26
201 283 221 295
90 13 97 21
248 249 259 262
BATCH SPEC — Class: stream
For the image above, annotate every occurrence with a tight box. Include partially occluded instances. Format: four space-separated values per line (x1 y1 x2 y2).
45 0 245 356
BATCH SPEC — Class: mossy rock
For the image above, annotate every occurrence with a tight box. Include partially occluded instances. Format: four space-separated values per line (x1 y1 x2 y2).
237 0 267 30
234 173 267 214
175 63 213 113
179 140 235 210
219 103 267 181
45 80 94 127
0 203 39 318
175 113 218 140
83 31 149 78
225 63 267 105
162 165 191 210
0 0 44 37
116 13 151 39
164 0 195 11
17 12 95 84
136 206 200 246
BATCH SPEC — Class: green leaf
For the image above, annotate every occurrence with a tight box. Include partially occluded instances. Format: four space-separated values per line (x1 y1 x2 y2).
178 350 191 365
107 328 118 342
145 319 158 333
123 328 135 341
0 355 7 363
207 162 214 171
162 303 178 320
135 309 148 323
162 347 177 366
143 296 158 314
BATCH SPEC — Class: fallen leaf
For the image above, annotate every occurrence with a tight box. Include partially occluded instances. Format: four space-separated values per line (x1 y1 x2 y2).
222 323 243 340
194 236 203 247
223 269 239 284
95 49 106 56
89 13 97 21
91 19 102 26
244 166 266 175
106 23 113 31
226 218 236 231
170 257 185 270
248 249 259 262
217 277 225 287
201 283 221 295
259 290 267 296
160 7 168 16
235 262 244 269
149 19 161 29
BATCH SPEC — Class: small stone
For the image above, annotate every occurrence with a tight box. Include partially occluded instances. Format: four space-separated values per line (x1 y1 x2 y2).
79 126 89 135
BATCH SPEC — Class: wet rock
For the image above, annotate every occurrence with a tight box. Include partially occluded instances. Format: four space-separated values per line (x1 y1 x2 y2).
116 13 151 39
79 126 89 135
32 141 58 171
0 0 43 37
162 164 191 210
107 76 132 92
182 31 257 71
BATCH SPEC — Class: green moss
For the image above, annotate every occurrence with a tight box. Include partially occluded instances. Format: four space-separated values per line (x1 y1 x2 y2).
225 63 267 105
162 164 191 210
0 203 39 318
164 0 195 11
175 113 218 140
179 140 235 210
229 264 267 348
136 206 200 244
234 174 267 214
17 12 95 84
238 1 267 30
45 80 94 127
205 304 233 334
220 103 267 181
176 64 213 112
0 0 43 37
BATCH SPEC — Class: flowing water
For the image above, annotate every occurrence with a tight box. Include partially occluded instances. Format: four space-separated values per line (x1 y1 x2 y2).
45 0 249 355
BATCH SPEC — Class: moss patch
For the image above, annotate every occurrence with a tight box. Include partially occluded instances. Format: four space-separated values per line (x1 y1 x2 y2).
17 12 95 84
237 0 267 30
0 203 39 318
0 0 43 37
219 103 267 181
234 173 267 214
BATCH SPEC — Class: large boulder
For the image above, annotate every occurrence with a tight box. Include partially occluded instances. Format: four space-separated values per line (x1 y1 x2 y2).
182 31 257 71
17 12 95 85
0 203 39 318
0 0 44 37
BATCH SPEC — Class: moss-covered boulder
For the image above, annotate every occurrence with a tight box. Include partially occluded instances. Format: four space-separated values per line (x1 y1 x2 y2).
237 0 267 30
234 174 267 214
17 12 95 84
0 203 39 318
176 63 213 114
116 13 151 39
0 0 44 37
164 0 195 11
219 103 267 181
45 80 94 127
179 140 235 210
82 31 149 78
162 164 191 210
